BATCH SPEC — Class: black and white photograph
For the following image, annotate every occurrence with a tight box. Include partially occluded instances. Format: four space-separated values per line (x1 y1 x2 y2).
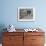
18 7 35 21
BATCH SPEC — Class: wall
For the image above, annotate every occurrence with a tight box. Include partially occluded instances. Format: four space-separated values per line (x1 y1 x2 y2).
0 0 46 29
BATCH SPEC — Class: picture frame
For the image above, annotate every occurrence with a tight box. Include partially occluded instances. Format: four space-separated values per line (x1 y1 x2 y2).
18 7 35 21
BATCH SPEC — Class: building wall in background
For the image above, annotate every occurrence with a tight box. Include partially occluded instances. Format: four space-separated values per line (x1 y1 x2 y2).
0 0 46 30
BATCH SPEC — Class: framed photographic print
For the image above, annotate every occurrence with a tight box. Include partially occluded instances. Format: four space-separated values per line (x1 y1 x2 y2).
18 7 35 21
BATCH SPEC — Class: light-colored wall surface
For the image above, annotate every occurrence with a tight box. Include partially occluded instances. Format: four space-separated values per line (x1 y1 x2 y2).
0 0 46 29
